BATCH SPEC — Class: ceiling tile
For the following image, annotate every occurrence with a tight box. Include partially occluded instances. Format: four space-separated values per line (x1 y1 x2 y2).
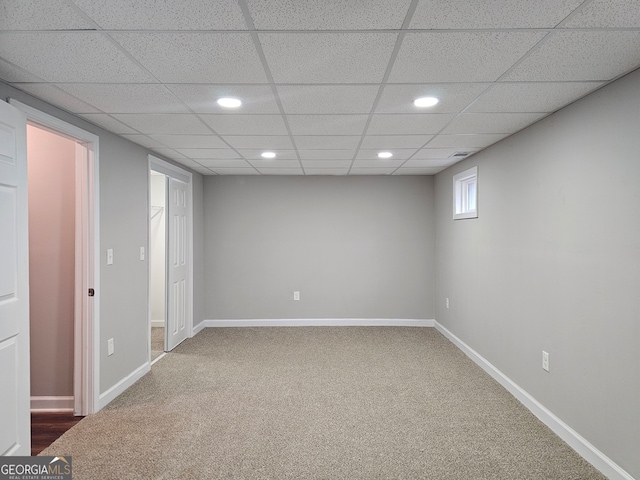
562 0 640 27
360 135 432 149
428 134 509 149
410 0 583 28
200 114 288 136
256 167 305 175
112 114 211 135
223 135 294 150
393 167 443 175
0 0 97 30
292 136 361 150
209 168 259 175
239 150 298 160
376 84 491 114
349 168 396 175
305 168 350 176
120 134 166 149
259 33 397 83
111 33 267 83
356 149 417 160
167 85 280 114
0 59 43 82
71 0 247 29
150 134 228 149
402 158 458 168
504 31 640 81
389 32 547 83
192 167 216 175
169 158 204 169
57 84 189 113
299 150 354 160
197 159 254 168
80 114 139 134
468 82 604 113
301 160 352 168
246 0 412 29
0 33 155 83
150 148 187 160
352 159 405 168
17 84 100 113
288 115 368 136
442 113 546 134
277 85 380 114
413 148 479 159
248 159 301 168
175 148 241 159
367 114 454 135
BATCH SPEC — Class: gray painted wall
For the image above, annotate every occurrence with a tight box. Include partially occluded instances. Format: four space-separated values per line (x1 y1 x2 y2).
434 68 640 478
1 82 205 398
204 175 435 320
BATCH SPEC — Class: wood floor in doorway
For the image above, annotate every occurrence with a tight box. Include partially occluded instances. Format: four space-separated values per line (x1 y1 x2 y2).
31 412 84 456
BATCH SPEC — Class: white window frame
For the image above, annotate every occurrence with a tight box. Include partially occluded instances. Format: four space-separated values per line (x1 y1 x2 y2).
453 166 478 220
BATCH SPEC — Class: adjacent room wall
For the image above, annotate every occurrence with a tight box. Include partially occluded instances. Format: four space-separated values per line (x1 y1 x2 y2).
27 124 76 398
204 175 435 320
434 68 640 478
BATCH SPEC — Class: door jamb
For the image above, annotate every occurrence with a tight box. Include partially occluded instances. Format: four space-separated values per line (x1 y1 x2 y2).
11 99 100 416
148 155 193 357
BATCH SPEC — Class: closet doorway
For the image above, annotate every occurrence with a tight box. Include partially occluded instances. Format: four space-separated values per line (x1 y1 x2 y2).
148 155 192 362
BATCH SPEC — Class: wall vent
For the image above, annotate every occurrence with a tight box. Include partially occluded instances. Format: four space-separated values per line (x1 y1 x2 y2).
450 152 471 158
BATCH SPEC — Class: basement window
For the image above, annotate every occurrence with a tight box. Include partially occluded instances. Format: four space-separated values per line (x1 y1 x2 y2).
453 166 478 220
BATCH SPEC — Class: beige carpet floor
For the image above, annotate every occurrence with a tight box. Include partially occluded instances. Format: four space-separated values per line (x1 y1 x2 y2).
150 327 164 361
41 327 605 479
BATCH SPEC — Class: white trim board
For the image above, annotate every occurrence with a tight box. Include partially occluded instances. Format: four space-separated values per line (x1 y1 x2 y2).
201 319 434 328
151 320 165 328
30 396 74 412
434 321 635 480
98 362 149 410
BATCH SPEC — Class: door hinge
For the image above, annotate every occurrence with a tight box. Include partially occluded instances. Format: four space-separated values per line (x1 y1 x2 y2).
88 288 95 297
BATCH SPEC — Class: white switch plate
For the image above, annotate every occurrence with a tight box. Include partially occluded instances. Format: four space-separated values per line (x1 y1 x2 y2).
107 249 114 265
542 351 549 372
140 247 145 261
108 338 114 356
446 297 450 309
293 291 300 301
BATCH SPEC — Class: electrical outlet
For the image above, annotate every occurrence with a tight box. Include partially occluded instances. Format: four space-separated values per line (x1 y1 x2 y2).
293 291 300 301
446 297 450 309
542 351 549 372
140 247 145 261
108 338 114 356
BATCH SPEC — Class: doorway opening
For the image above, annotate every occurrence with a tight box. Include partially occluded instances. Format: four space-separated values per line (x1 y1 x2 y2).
12 99 100 417
148 155 193 361
150 170 167 361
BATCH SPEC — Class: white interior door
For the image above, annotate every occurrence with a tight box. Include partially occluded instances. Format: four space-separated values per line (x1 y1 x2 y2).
0 100 30 455
166 177 188 351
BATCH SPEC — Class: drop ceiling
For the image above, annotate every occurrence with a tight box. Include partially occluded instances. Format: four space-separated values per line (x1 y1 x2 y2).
1 0 639 176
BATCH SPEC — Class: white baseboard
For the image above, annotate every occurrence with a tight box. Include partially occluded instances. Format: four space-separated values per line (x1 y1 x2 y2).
30 396 74 412
192 320 206 335
151 319 164 328
434 321 634 480
98 362 150 410
201 318 434 328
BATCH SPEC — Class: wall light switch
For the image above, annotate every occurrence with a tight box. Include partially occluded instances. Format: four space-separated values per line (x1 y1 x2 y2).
107 249 114 265
542 351 550 372
108 338 114 356
446 297 450 309
293 291 300 301
140 247 145 261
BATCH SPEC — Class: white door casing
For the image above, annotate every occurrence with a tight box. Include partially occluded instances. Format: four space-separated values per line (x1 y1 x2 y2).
0 100 30 456
166 177 189 350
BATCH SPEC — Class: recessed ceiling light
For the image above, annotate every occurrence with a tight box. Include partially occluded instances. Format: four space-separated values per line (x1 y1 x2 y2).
378 151 393 159
216 97 242 108
261 151 276 159
413 96 439 108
